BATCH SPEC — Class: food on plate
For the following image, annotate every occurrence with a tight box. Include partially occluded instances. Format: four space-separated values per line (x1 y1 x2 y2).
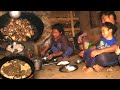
6 42 24 53
57 61 70 66
65 65 76 71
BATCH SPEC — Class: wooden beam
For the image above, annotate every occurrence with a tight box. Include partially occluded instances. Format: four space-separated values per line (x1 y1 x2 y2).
49 17 79 21
47 28 80 32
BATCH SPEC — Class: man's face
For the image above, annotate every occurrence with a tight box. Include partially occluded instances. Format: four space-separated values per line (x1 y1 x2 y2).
101 15 115 24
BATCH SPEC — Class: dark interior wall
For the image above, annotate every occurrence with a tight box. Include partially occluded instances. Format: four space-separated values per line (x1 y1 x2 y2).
79 11 101 31
79 11 91 32
115 11 120 24
79 11 101 44
89 11 101 28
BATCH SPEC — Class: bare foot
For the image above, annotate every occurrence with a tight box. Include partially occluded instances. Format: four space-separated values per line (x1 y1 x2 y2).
107 67 114 72
82 66 94 73
85 67 94 73
93 64 103 72
82 66 87 71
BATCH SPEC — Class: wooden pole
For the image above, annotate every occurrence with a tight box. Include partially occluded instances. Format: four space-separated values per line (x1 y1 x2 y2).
70 11 76 49
70 11 75 37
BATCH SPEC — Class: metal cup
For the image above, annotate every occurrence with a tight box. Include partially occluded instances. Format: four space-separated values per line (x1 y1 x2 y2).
34 59 42 71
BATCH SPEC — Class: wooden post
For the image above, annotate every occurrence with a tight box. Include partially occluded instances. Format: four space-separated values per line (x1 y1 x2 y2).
79 11 91 32
70 11 76 49
70 11 75 37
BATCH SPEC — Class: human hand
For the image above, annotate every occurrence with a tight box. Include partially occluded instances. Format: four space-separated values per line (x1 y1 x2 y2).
115 46 120 55
79 51 84 57
47 54 54 60
91 49 101 57
79 44 84 51
40 51 45 57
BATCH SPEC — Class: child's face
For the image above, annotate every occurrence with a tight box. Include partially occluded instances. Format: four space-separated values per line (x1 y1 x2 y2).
101 15 115 24
101 26 112 39
52 29 62 39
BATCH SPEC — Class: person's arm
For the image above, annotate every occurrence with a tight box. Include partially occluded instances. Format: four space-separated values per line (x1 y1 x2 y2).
43 46 50 53
47 51 64 60
41 45 50 57
91 44 118 57
90 45 96 50
53 51 63 57
41 36 52 57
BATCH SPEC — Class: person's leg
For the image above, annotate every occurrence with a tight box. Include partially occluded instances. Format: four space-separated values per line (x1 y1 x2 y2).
82 49 102 72
51 43 63 59
116 55 120 66
51 45 60 53
95 52 119 67
62 46 73 58
51 43 73 59
83 49 95 67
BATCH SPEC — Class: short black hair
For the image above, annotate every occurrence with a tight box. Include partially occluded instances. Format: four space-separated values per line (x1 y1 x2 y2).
101 22 117 35
99 11 116 21
51 23 64 34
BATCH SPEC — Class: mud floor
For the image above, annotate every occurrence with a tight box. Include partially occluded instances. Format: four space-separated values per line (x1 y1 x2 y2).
34 55 120 79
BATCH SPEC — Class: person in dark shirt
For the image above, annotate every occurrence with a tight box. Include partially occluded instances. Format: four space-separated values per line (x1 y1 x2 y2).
41 23 73 60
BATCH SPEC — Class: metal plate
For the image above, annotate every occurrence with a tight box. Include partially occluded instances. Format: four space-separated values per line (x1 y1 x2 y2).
59 64 78 73
42 58 58 66
74 59 83 64
6 42 25 53
56 61 70 66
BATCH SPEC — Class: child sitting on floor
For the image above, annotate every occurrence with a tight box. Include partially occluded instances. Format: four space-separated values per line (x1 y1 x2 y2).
79 22 118 72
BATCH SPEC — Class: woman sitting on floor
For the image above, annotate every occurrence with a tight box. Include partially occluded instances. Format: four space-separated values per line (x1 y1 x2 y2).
40 23 74 61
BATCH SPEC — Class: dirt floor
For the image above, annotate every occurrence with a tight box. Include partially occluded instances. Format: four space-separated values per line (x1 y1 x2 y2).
33 54 120 79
